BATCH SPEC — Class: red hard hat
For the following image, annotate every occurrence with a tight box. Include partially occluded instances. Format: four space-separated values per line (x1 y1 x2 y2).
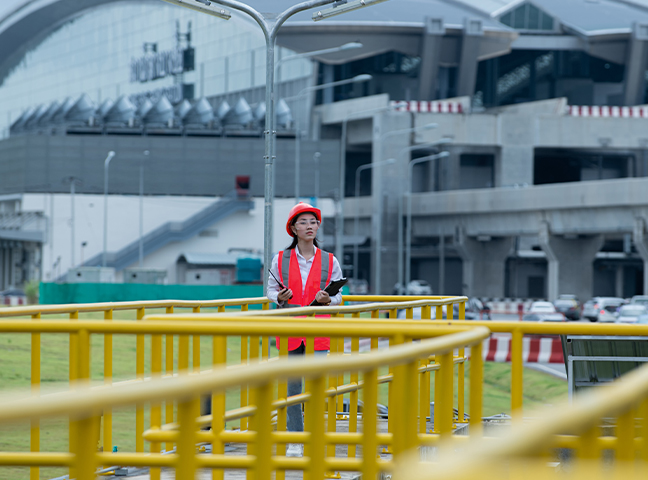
286 202 321 237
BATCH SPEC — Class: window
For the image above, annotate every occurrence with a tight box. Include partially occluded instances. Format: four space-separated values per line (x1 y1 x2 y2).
500 3 555 31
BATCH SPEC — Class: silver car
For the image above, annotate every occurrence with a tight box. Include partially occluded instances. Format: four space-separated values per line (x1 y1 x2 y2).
617 304 648 323
583 297 624 322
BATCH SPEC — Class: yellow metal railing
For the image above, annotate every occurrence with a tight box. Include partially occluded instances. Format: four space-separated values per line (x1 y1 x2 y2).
0 316 486 480
393 355 648 480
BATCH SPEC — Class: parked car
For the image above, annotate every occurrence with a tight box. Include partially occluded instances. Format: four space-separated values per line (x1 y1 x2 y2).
583 297 625 322
392 280 433 296
452 297 491 320
522 301 565 322
347 278 369 295
553 298 581 320
631 295 648 307
637 314 648 324
616 304 648 323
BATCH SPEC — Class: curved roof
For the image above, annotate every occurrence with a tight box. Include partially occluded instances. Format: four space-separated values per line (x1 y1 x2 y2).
0 0 512 85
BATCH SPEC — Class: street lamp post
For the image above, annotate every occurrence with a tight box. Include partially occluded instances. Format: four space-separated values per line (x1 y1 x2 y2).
405 151 450 294
287 74 372 203
373 124 438 294
140 150 149 268
103 151 116 268
161 0 388 294
353 158 395 284
313 151 320 206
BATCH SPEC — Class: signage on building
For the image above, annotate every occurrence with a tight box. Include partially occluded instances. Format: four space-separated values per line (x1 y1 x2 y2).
130 47 195 84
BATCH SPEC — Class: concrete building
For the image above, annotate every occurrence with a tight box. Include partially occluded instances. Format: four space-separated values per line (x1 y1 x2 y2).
2 0 648 300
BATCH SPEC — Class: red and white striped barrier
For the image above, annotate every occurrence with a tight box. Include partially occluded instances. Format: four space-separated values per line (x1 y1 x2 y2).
481 334 563 364
391 100 463 113
487 299 534 315
345 333 564 364
568 105 648 118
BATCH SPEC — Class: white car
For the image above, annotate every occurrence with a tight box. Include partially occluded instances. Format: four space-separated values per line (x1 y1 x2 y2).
616 304 648 323
393 280 433 296
522 301 565 322
583 297 624 322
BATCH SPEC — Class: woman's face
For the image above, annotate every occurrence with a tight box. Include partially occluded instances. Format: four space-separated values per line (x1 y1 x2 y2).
291 213 319 241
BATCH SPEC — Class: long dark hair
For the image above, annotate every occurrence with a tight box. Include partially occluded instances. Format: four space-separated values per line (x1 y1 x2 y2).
286 212 321 250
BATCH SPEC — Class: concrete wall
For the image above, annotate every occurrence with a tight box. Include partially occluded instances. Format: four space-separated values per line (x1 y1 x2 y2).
0 135 340 198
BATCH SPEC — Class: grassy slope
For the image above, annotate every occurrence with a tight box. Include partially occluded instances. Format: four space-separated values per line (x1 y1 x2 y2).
0 310 567 479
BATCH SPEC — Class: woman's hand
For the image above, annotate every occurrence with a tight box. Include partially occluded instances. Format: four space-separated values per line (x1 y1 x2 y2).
315 290 331 305
277 288 293 302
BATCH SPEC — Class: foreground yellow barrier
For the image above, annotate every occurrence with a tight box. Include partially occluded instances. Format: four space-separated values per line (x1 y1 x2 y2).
0 324 489 480
393 358 648 480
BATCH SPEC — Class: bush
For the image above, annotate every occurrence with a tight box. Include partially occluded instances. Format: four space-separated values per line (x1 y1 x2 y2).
24 280 39 305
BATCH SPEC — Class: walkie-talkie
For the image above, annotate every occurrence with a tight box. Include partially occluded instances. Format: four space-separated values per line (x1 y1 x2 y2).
268 269 286 290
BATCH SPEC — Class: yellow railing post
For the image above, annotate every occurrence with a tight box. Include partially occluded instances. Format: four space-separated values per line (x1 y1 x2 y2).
193 306 201 373
30 313 40 480
326 332 339 479
511 329 524 421
136 307 146 453
419 354 430 434
254 382 273 480
616 407 635 461
165 306 174 452
469 341 483 438
69 311 79 480
74 415 100 480
348 330 360 458
457 347 465 424
241 303 250 432
641 398 648 461
276 334 289 480
212 335 227 480
103 309 113 457
362 368 378 480
262 301 270 360
404 357 419 451
150 332 163 480
176 397 199 480
390 334 405 456
438 351 454 439
307 375 327 480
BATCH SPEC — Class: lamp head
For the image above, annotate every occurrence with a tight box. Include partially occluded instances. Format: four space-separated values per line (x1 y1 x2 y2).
107 151 116 160
341 42 363 50
352 74 372 83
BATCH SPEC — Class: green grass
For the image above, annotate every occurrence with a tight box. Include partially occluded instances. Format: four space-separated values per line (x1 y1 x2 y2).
0 309 567 479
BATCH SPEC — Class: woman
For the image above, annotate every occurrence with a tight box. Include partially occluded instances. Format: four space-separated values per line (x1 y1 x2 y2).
267 202 343 457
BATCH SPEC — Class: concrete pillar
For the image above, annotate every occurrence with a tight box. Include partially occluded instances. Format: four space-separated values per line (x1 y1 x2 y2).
418 17 445 101
623 23 648 106
454 227 514 298
633 217 648 295
497 115 535 187
456 18 483 97
539 222 603 302
615 265 624 298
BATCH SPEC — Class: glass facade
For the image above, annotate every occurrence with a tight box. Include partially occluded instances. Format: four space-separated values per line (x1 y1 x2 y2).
0 1 312 136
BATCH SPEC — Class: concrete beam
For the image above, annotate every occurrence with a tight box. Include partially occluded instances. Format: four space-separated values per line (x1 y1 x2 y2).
539 222 603 302
633 217 648 295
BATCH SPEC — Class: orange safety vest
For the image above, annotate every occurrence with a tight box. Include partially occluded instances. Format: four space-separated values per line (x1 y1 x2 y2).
276 248 333 351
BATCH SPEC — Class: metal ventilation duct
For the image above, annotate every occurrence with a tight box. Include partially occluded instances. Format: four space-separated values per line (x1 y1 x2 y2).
65 94 96 123
276 99 293 129
253 101 266 125
137 99 153 119
144 96 174 125
104 95 136 124
185 98 214 125
97 99 114 119
175 99 192 120
24 104 48 129
52 97 76 123
223 97 253 126
9 106 34 133
216 100 231 121
37 101 61 127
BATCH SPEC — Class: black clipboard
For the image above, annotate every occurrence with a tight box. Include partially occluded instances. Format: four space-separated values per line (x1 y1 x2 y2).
309 278 348 306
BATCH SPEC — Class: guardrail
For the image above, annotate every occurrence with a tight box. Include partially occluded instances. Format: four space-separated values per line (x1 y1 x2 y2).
0 309 483 480
393 357 648 480
4 295 648 479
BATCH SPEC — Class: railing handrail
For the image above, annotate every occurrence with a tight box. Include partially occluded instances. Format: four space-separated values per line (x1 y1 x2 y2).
0 327 489 424
0 297 272 317
395 359 648 480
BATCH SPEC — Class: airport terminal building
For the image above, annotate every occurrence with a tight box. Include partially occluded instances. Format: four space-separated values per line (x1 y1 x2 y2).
2 0 648 301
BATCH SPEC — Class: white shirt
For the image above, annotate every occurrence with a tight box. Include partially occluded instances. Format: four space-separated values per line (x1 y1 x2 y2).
267 245 343 307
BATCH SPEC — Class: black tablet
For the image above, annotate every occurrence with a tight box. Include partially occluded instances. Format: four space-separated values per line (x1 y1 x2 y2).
309 278 348 306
